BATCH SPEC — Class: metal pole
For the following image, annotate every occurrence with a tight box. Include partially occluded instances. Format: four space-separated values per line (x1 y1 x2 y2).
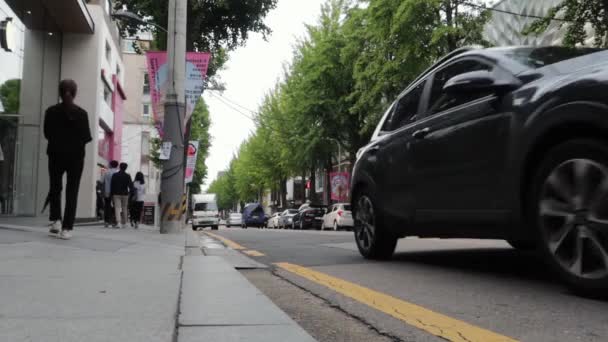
160 0 187 234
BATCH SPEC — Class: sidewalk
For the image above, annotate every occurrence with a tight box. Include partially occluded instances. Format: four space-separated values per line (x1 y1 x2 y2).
0 217 314 342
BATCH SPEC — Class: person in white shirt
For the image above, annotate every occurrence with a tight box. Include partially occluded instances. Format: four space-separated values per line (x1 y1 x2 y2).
130 172 146 229
102 160 119 227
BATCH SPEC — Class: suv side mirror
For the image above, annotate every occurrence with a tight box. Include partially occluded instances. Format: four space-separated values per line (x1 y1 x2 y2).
443 70 521 94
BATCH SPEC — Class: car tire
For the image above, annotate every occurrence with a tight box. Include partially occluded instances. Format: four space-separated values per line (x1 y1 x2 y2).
353 189 398 260
333 221 339 231
192 226 198 231
300 221 304 230
528 138 608 296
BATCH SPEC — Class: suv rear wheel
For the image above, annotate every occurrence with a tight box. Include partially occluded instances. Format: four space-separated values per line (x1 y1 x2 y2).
530 139 608 296
353 190 397 260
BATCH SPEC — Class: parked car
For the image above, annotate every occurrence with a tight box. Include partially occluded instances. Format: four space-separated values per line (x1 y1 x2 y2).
351 45 608 295
279 209 298 229
267 212 282 229
322 203 354 231
292 206 326 230
226 213 242 227
241 203 266 228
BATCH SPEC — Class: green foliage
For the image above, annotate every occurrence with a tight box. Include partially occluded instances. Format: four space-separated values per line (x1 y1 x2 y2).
524 0 608 47
188 99 212 194
208 160 238 211
0 79 20 114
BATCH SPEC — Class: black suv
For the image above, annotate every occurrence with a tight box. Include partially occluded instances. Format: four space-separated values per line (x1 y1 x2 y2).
351 46 608 295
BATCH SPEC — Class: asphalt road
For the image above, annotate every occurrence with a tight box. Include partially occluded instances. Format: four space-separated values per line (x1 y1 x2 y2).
207 226 608 342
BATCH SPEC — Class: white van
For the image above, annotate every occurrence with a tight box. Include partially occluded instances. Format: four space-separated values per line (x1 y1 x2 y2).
191 193 219 230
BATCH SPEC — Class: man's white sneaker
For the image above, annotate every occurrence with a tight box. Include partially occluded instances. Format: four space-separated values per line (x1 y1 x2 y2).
59 230 72 240
49 221 61 235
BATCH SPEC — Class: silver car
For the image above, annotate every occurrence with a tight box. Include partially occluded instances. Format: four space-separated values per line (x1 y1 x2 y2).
278 209 298 229
226 213 242 227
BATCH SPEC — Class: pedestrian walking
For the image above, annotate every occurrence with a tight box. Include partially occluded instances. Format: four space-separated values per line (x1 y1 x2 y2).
96 180 104 220
130 172 145 229
110 162 133 229
44 79 92 240
102 160 119 227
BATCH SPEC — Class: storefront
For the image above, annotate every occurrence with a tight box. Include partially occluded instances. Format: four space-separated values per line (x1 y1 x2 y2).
0 2 25 215
1 0 126 219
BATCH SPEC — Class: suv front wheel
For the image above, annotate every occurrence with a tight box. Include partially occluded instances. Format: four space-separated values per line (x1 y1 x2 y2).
531 139 608 296
353 190 397 260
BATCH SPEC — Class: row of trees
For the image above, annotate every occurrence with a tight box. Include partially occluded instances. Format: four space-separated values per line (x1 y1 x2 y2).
209 0 608 211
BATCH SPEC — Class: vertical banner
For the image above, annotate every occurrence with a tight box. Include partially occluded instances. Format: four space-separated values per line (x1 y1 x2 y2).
185 141 199 184
146 52 211 136
330 172 350 202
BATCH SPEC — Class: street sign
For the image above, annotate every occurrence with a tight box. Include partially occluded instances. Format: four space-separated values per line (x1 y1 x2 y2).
185 141 199 183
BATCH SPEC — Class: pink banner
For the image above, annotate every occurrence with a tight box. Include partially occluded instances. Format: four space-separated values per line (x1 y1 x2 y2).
185 141 199 184
330 172 350 202
146 52 211 136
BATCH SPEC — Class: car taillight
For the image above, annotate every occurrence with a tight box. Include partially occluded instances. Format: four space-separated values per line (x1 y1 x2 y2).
337 210 343 217
306 213 314 217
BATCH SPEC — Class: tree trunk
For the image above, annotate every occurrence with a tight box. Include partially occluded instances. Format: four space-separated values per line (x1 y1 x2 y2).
325 157 332 205
280 177 287 210
301 171 307 203
309 165 317 203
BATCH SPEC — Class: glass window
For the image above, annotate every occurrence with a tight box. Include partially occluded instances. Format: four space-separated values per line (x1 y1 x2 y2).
142 103 150 117
382 81 426 132
143 73 150 94
103 85 112 106
194 202 218 211
105 41 111 63
427 60 492 115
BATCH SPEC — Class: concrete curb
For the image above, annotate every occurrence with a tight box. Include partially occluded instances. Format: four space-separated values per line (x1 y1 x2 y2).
177 231 316 342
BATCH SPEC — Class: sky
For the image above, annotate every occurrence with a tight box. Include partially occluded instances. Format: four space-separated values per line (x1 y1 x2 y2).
201 0 326 190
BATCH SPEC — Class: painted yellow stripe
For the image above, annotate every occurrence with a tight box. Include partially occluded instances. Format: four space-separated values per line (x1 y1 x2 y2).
275 262 517 342
205 232 246 250
243 250 265 257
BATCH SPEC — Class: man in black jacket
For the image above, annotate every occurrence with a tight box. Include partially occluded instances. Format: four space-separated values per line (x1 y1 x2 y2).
44 79 92 240
111 162 134 229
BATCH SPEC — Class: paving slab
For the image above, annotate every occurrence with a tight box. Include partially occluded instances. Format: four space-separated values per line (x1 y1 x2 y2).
179 325 316 342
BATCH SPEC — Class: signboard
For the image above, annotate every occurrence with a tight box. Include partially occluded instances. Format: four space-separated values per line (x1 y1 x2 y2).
185 141 199 184
143 205 155 225
146 51 211 135
330 172 350 202
159 141 172 160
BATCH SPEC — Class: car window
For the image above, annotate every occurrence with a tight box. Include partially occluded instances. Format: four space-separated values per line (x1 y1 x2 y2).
426 59 493 115
381 80 426 132
343 204 351 211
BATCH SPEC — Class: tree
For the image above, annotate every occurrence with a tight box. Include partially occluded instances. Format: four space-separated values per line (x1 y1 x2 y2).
525 0 608 47
0 79 20 114
113 0 278 77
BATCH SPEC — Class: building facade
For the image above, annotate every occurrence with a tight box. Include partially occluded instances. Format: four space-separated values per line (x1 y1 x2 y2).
485 0 596 46
0 0 126 219
121 32 161 207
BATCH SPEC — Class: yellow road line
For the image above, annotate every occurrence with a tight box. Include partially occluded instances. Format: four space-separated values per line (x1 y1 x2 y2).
275 262 517 342
242 250 265 257
204 232 246 250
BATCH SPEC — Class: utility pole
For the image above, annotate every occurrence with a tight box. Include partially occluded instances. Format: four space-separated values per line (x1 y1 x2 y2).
160 0 187 233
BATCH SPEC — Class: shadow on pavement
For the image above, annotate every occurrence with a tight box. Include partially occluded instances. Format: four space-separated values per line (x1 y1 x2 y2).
392 248 554 283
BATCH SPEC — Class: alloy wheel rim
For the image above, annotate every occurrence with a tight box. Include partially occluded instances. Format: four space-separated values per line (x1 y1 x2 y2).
334 221 338 231
355 195 376 252
539 158 608 279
